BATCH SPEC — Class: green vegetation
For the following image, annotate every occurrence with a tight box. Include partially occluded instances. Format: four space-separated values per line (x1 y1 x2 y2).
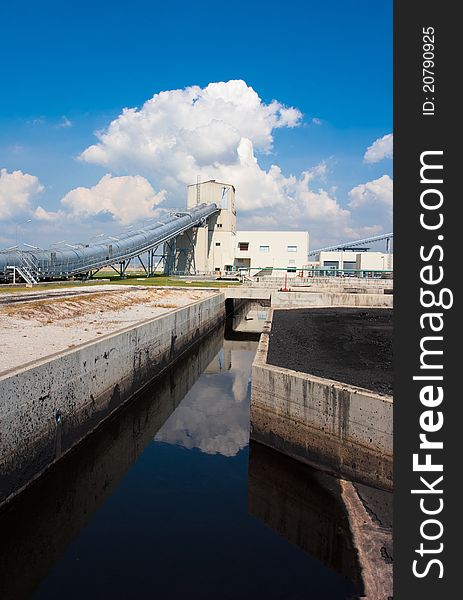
0 272 242 293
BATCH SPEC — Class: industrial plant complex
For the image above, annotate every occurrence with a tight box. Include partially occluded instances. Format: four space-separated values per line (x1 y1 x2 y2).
0 179 393 284
0 178 394 599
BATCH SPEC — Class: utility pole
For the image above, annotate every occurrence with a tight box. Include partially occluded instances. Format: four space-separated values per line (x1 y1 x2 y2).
15 219 32 245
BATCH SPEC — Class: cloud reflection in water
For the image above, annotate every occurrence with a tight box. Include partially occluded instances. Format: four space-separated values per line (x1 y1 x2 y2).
154 343 255 457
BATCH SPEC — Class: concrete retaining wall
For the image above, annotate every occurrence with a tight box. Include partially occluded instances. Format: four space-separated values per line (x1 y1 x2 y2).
224 287 272 300
251 314 393 490
226 298 269 332
270 291 393 308
0 325 223 599
0 293 225 506
224 287 393 308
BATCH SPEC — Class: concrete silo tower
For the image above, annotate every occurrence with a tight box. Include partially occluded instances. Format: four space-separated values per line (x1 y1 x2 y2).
174 180 237 274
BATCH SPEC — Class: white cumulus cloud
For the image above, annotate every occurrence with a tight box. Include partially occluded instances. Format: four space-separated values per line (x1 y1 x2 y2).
58 174 166 225
0 168 44 220
348 174 393 227
77 80 374 246
80 80 302 175
78 80 309 208
3 81 393 249
33 205 65 222
364 133 393 163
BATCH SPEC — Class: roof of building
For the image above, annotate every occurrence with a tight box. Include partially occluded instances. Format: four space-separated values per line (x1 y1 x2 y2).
236 230 308 236
187 179 236 192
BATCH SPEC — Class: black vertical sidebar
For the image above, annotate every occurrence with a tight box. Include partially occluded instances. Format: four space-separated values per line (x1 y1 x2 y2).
394 2 459 598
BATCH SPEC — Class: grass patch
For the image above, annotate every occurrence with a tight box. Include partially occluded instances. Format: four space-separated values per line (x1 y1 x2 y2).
0 272 242 293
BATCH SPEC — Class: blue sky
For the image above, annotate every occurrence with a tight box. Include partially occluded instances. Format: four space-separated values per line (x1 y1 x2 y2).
0 0 392 249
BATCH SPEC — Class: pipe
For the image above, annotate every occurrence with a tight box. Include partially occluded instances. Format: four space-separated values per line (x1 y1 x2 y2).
0 203 218 280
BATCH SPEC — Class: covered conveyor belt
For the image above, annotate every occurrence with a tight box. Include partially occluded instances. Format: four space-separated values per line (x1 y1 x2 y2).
0 203 218 283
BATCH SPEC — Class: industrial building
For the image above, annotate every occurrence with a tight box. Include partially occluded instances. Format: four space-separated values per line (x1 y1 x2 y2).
0 178 392 283
175 180 309 276
310 250 393 275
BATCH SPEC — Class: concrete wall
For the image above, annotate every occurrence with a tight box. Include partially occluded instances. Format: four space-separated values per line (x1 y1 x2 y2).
270 291 393 308
224 287 272 300
356 251 393 271
225 298 269 332
0 293 225 506
0 324 224 599
251 314 393 490
315 250 393 272
223 288 393 308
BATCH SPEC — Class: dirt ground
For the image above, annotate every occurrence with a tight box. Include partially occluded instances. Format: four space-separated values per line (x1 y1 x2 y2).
267 308 393 395
0 285 214 374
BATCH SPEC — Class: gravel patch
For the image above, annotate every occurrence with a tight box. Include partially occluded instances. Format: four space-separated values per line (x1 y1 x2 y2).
267 308 393 395
0 286 215 374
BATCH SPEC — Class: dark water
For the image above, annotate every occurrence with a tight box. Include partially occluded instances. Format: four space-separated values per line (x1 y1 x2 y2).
0 326 360 599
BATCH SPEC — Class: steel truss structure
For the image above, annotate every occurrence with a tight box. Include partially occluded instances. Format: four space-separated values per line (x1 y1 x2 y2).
308 232 393 257
0 203 218 284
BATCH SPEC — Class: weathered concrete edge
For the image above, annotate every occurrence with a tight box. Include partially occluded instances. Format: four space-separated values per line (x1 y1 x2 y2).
270 291 393 308
250 311 393 491
0 289 223 380
223 287 394 308
0 292 226 507
250 309 393 598
341 480 393 599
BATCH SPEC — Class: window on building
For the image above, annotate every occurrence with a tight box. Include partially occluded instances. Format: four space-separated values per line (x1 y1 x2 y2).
288 259 295 265
287 267 297 273
217 223 223 228
221 187 229 209
215 242 221 246
238 242 249 251
259 245 270 253
342 261 356 271
287 245 297 252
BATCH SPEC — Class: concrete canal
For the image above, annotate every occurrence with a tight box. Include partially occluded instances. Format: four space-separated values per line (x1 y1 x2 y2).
0 320 362 599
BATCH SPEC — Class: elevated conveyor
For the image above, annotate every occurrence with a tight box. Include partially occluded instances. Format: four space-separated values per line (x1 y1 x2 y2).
308 233 393 257
0 203 218 283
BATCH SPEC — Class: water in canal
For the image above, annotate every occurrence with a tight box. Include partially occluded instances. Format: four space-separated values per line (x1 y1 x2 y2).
0 323 361 599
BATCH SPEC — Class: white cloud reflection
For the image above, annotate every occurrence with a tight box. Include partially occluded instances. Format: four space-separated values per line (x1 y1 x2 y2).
155 346 254 457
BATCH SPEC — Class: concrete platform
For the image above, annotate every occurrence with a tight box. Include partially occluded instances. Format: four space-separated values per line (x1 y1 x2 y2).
251 309 393 490
0 286 216 375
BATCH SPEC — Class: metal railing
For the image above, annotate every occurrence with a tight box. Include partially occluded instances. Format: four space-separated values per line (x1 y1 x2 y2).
238 267 393 280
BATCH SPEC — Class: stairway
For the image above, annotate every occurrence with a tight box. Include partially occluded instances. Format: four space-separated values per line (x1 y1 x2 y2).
6 252 40 285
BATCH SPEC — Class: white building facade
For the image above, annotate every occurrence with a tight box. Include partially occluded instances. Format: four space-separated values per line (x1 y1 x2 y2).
174 180 391 277
314 250 393 274
175 180 309 275
234 231 309 275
